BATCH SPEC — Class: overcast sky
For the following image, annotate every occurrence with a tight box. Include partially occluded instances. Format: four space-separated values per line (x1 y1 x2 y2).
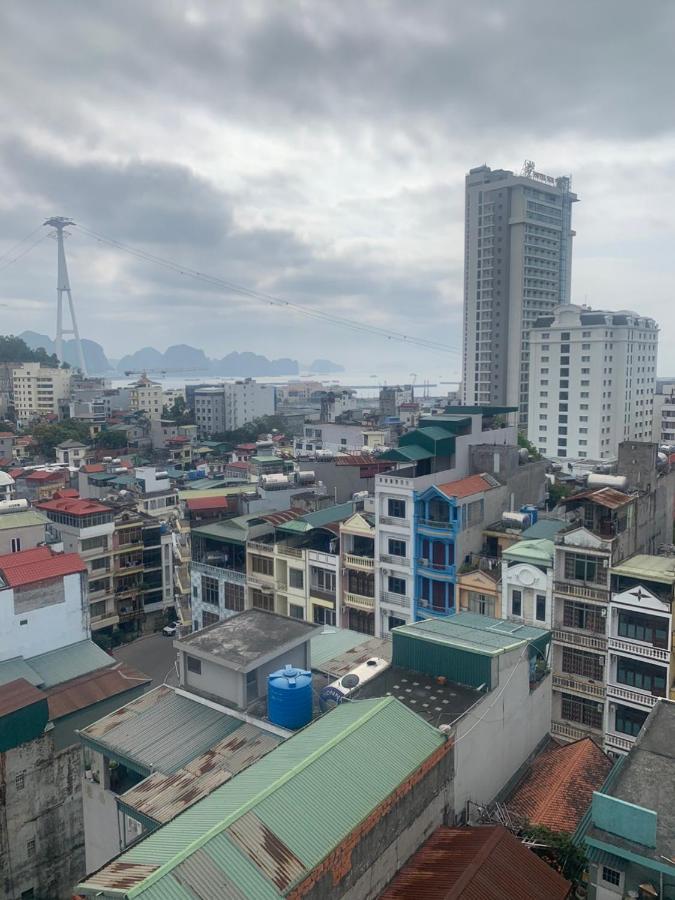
1 1 675 377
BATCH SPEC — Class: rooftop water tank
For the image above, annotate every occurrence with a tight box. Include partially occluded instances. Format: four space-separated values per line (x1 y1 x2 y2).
267 665 313 730
521 504 539 525
502 511 531 529
587 473 628 491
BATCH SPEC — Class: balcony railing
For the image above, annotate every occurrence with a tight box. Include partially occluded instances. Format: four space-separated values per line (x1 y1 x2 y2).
381 591 410 609
605 731 635 753
552 673 606 699
343 591 375 611
276 544 303 559
307 550 337 566
417 561 456 581
551 721 593 742
344 553 374 571
379 516 409 528
417 519 458 534
309 586 336 602
608 636 670 663
192 561 247 584
379 553 410 567
606 682 659 708
248 540 274 555
554 581 609 603
552 628 607 651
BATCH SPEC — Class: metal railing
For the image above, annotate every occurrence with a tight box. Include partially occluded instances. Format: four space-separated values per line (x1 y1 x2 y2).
276 544 303 559
344 553 374 571
552 628 607 651
192 561 247 584
606 682 659 708
418 519 458 532
608 636 670 663
247 540 275 555
379 516 409 528
343 592 375 610
552 673 606 699
381 591 410 609
551 721 592 742
379 554 410 566
308 550 337 565
554 581 609 603
309 586 336 602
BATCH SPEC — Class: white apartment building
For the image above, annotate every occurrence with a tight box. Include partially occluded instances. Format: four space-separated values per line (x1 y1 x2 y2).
500 539 555 629
462 163 578 429
194 380 275 438
128 374 164 419
295 423 389 455
528 305 658 461
12 363 71 423
652 381 675 445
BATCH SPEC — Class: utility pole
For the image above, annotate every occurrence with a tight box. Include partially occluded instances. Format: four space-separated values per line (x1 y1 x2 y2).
44 216 87 375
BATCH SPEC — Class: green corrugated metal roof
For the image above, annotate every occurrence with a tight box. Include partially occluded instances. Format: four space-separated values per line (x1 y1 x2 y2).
379 444 433 462
0 509 49 531
191 515 263 544
503 539 555 566
86 471 116 482
250 455 280 464
80 685 246 776
520 518 566 540
310 628 376 670
77 697 446 898
276 502 354 534
28 640 113 687
610 554 675 585
396 613 549 657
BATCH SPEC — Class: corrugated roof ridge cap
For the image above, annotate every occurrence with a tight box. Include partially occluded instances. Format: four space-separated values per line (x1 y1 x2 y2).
126 696 395 899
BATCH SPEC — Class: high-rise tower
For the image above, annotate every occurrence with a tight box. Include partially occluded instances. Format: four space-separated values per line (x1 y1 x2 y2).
461 162 577 429
44 216 87 375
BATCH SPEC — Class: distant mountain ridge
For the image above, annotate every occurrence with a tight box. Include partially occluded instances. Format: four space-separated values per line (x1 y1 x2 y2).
18 333 343 377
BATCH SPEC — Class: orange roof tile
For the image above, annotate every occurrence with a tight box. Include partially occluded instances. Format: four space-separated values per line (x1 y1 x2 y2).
0 547 87 588
507 737 612 834
436 473 496 499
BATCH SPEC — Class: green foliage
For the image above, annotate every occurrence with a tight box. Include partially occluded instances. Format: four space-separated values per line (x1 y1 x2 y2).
93 429 129 449
517 432 542 460
30 419 91 458
162 395 194 425
548 480 573 508
0 335 60 367
213 415 287 445
523 824 587 884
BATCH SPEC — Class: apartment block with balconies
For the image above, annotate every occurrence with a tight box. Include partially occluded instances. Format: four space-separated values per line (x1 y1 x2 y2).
340 511 376 635
603 554 675 756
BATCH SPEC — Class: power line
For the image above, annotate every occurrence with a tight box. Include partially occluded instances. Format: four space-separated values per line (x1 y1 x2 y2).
0 231 50 273
73 222 462 357
0 224 44 265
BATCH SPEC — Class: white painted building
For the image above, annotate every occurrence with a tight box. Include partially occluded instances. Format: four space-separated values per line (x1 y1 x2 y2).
500 539 555 629
194 380 275 438
0 547 88 660
12 362 71 423
652 381 675 444
0 471 16 502
528 305 659 460
295 423 389 455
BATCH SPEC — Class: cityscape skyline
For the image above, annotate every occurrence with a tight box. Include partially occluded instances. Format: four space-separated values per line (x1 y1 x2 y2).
1 2 675 371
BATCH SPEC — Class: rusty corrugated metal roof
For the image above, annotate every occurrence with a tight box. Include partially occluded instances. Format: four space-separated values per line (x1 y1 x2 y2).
46 662 150 720
562 486 632 509
380 825 571 899
0 678 47 716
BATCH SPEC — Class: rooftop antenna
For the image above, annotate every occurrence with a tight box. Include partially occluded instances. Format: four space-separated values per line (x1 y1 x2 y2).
44 216 87 375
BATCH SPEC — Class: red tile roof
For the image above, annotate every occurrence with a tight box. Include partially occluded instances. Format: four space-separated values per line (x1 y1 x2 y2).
436 473 496 499
52 488 80 499
226 461 250 469
0 432 15 438
166 435 189 444
46 662 150 720
0 678 47 716
36 497 111 516
185 497 228 512
0 547 87 588
506 737 612 834
8 468 24 478
235 443 257 451
81 463 105 473
380 825 571 900
26 469 67 482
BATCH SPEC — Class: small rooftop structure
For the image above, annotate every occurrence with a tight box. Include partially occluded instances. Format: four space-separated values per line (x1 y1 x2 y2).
562 485 633 510
37 496 112 516
176 609 318 674
502 538 555 567
506 737 612 834
520 517 566 540
0 546 87 588
380 825 571 900
436 472 500 499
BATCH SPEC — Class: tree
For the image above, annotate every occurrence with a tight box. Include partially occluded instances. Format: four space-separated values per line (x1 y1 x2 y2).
162 396 194 425
30 419 92 458
93 430 129 450
0 335 60 368
212 415 287 445
517 432 542 460
548 480 572 509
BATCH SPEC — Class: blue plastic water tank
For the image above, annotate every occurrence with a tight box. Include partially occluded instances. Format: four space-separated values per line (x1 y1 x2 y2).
521 504 539 525
267 665 313 730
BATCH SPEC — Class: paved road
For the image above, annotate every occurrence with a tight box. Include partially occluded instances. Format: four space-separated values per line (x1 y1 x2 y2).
113 633 179 688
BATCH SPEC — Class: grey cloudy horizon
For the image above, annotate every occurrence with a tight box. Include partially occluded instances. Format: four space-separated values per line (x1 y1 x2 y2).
2 0 675 376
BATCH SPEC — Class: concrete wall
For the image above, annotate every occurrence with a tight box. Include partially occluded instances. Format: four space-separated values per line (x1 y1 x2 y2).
181 653 245 709
0 522 46 556
453 649 552 819
298 460 372 503
0 572 88 662
255 643 310 700
81 749 121 875
1 733 85 900
291 741 453 900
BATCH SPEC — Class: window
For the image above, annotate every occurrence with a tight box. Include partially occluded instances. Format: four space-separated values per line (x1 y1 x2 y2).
564 553 607 585
615 704 648 737
90 600 106 619
313 605 336 626
201 575 219 606
252 589 274 611
387 498 406 518
11 537 21 553
81 535 108 551
202 610 219 626
289 568 304 590
466 498 485 527
561 693 602 729
186 656 202 675
26 838 35 856
21 890 34 900
15 773 25 790
468 591 494 617
601 867 621 887
388 576 406 595
388 539 406 557
562 647 603 680
511 589 522 617
617 658 666 695
223 582 245 612
250 554 273 576
388 615 406 631
192 585 198 599
618 611 668 648
289 604 304 619
535 594 546 622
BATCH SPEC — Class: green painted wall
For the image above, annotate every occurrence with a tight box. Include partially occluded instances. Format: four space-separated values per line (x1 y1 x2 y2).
392 633 491 690
0 697 49 752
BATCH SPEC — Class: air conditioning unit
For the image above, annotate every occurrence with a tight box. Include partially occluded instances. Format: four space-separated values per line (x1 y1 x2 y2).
419 598 429 608
417 558 430 567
